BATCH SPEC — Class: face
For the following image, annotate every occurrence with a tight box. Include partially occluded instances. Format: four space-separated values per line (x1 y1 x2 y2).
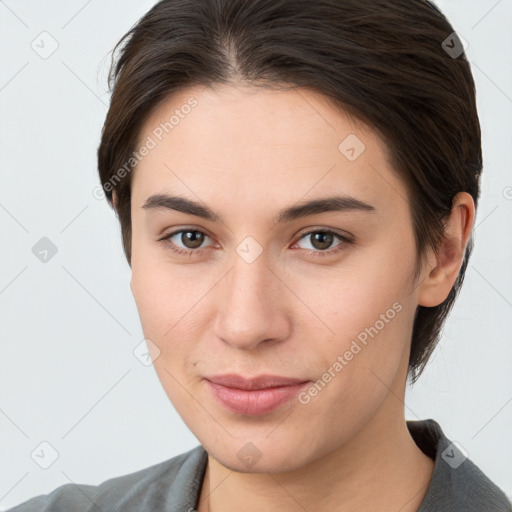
129 84 423 473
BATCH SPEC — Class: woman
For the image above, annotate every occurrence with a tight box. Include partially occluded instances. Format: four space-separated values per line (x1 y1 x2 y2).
8 0 511 510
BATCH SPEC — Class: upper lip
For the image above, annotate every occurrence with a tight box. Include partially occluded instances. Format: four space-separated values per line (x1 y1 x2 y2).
205 374 309 390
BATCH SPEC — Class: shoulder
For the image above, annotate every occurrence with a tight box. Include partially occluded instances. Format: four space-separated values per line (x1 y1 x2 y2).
6 445 208 512
408 419 511 512
448 456 512 511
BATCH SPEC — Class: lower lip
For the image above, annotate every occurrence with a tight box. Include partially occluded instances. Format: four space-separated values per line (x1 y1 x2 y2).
205 380 310 416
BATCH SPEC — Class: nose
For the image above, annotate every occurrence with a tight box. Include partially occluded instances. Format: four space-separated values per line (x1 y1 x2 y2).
213 252 291 351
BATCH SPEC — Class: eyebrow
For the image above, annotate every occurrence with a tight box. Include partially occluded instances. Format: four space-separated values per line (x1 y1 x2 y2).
142 193 376 224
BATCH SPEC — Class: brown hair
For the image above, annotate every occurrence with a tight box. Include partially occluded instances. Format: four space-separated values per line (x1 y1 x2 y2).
97 0 481 383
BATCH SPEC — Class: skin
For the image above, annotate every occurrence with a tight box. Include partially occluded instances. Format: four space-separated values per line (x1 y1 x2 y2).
120 83 474 511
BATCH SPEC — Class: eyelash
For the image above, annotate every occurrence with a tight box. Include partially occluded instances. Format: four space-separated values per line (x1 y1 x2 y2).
158 228 353 259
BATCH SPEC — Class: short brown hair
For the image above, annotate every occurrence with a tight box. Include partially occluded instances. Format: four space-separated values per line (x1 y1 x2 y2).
97 0 482 383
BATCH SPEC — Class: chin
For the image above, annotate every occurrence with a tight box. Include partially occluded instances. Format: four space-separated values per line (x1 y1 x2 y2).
217 452 303 474
204 435 314 474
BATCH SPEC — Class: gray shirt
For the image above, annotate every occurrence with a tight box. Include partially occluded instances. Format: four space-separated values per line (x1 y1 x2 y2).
7 419 511 511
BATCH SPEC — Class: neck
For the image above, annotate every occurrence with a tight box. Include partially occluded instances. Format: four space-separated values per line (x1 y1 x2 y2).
198 404 434 512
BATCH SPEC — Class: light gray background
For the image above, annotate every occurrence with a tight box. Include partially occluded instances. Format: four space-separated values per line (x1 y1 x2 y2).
0 0 511 509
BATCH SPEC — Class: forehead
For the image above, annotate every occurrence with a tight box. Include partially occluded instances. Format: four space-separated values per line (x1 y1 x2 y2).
131 84 408 217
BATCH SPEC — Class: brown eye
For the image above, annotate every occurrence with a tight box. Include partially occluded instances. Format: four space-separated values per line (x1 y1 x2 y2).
309 232 335 250
159 229 214 255
292 229 354 259
179 230 205 249
296 230 344 252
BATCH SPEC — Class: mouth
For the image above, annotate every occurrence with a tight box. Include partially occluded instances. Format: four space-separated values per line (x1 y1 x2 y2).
204 374 311 415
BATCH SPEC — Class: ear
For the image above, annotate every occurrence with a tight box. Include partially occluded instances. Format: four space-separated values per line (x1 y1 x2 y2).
112 190 119 214
417 192 475 307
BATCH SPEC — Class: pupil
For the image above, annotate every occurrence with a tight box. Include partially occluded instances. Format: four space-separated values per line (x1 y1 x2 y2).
312 232 333 250
183 231 204 249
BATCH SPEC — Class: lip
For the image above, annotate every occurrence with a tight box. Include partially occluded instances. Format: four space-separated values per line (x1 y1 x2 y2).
204 374 310 415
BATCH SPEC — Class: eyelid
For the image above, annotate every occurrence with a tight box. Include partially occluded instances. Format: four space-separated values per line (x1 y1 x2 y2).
294 226 355 244
159 227 216 248
290 228 353 257
159 226 354 257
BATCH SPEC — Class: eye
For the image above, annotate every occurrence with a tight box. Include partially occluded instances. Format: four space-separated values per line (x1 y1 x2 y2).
159 228 214 256
158 228 353 259
292 229 352 257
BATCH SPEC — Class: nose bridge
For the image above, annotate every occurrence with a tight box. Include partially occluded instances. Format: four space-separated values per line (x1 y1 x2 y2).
214 248 285 349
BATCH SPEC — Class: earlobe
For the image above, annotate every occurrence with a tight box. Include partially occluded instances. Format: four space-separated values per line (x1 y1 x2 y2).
417 192 475 307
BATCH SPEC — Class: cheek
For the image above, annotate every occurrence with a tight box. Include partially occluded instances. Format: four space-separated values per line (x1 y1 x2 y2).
298 300 412 442
294 252 416 407
130 230 190 329
131 268 189 343
129 250 214 376
130 265 200 406
290 247 414 339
